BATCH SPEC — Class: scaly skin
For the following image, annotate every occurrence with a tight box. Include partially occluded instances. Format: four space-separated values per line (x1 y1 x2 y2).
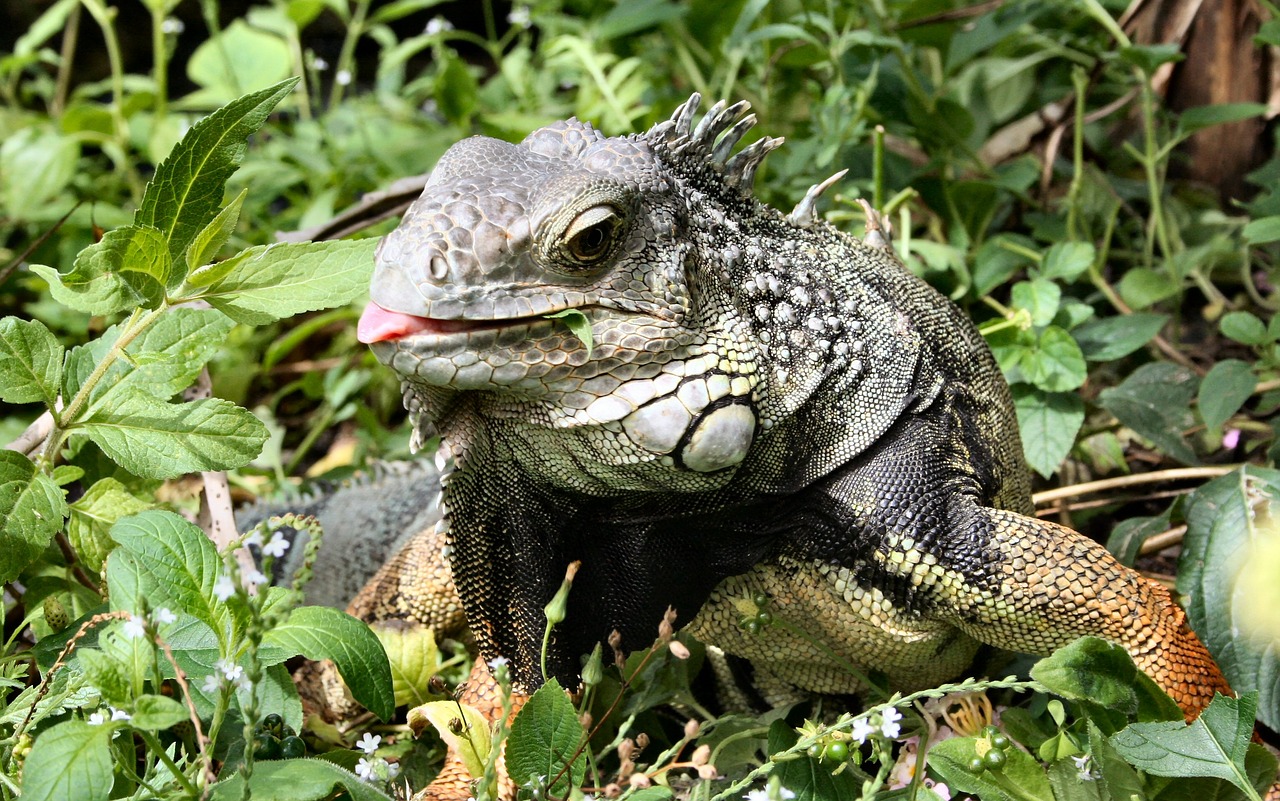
351 95 1236 796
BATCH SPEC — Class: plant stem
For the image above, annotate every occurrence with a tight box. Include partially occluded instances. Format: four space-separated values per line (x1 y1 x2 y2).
137 729 199 797
1065 67 1088 241
328 0 371 110
150 5 168 123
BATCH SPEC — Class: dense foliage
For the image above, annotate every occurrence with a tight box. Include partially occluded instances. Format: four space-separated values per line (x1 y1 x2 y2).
2 0 1279 799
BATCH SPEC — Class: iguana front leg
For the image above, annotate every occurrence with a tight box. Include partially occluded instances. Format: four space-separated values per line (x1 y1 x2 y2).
938 501 1231 718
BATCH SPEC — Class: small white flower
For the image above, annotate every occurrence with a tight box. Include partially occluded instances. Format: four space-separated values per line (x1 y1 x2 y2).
110 708 131 722
245 569 269 586
217 659 244 684
213 573 236 601
262 532 290 558
202 674 222 693
122 615 147 640
425 16 453 35
487 656 509 671
1073 754 1096 781
161 17 184 34
384 761 400 779
356 732 381 754
336 69 352 86
88 711 107 725
880 707 902 739
154 607 177 625
507 6 531 26
354 757 375 780
244 530 263 548
851 716 876 744
311 55 328 71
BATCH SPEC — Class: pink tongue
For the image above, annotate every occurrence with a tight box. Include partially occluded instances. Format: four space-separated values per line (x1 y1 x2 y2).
357 302 433 343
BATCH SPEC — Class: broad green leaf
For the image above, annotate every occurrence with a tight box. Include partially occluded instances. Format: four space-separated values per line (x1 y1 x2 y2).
765 719 865 801
20 719 115 801
80 391 267 479
0 450 68 584
197 239 377 325
106 510 225 635
1110 693 1258 795
186 187 248 280
1012 386 1083 478
434 49 479 126
1181 467 1280 731
1097 363 1199 465
506 678 587 799
1087 720 1146 801
973 235 1035 296
373 623 440 708
544 309 594 356
262 606 394 721
1118 267 1179 310
1199 359 1256 431
1220 311 1271 346
1011 278 1061 327
1119 43 1183 75
130 694 189 730
141 77 296 267
185 22 293 108
1154 744 1279 801
0 125 79 218
209 757 394 801
407 700 491 779
68 478 152 574
1046 757 1104 801
32 225 169 315
1040 241 1095 282
1030 636 1182 726
0 317 63 407
928 734 1055 801
1073 312 1168 362
77 649 132 708
1243 216 1280 246
1179 103 1267 135
1021 326 1086 392
1106 511 1171 567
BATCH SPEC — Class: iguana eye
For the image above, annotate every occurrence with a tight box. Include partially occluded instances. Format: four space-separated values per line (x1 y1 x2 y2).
563 206 621 266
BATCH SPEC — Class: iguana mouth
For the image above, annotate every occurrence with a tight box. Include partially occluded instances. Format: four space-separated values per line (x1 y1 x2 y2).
357 301 566 344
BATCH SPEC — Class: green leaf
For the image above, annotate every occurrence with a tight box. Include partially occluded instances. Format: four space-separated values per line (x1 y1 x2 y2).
1021 326 1087 392
1106 511 1171 567
141 77 297 267
196 239 376 325
1118 43 1183 75
1220 311 1271 346
506 678 587 799
185 22 293 108
130 693 190 730
68 479 152 574
209 758 394 801
0 125 79 219
80 391 267 479
1198 359 1256 430
1029 636 1185 725
20 719 115 801
373 623 440 708
186 187 248 280
1073 313 1168 362
765 718 865 800
77 649 132 708
1040 241 1095 282
1118 267 1180 310
1012 386 1083 478
0 450 68 584
1243 216 1280 246
973 235 1035 296
543 309 594 356
1097 363 1199 464
262 606 394 721
927 734 1055 801
32 225 169 315
1179 103 1267 135
434 49 479 126
0 317 63 407
1046 756 1104 801
1110 692 1258 795
1011 279 1061 327
106 510 226 635
1180 467 1280 731
408 700 491 779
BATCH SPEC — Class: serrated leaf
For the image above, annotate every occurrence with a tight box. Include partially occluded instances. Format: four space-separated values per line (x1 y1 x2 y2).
77 649 132 708
80 391 267 479
20 719 115 801
407 700 492 779
1040 241 1095 282
208 757 394 801
1011 278 1061 327
1220 311 1270 346
0 317 63 407
130 693 190 730
1199 359 1256 431
1012 386 1083 478
506 678 586 799
1110 693 1258 794
0 450 68 584
106 510 226 635
1031 637 1142 714
543 309 594 356
765 719 865 801
928 734 1055 801
1073 312 1169 362
262 606 394 721
197 239 376 325
1021 325 1086 392
373 623 440 708
138 77 298 267
32 225 168 315
186 187 248 280
1097 362 1199 464
1180 467 1280 731
68 478 152 574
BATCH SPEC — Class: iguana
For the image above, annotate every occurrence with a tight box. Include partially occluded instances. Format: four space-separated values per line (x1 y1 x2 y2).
337 94 1231 794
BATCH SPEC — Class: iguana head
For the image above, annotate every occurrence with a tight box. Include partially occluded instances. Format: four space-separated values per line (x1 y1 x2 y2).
359 96 805 490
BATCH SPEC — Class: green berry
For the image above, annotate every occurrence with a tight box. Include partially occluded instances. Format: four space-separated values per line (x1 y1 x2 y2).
990 732 1010 751
752 592 769 608
262 713 284 736
756 610 773 626
807 744 823 759
983 749 1007 770
744 619 761 635
280 735 306 759
967 756 985 774
253 734 281 761
824 741 849 763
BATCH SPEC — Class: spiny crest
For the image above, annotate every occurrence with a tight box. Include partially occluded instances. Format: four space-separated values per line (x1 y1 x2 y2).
646 93 784 198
